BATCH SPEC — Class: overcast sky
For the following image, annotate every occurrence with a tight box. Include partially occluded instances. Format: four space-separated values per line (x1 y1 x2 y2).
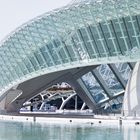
0 0 71 41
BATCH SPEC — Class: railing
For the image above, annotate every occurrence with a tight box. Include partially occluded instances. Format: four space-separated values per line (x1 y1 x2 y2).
56 109 93 114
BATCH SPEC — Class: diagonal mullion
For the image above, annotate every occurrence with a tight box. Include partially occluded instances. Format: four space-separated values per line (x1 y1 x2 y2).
40 19 63 65
88 5 109 57
27 26 49 68
126 2 140 48
48 16 71 63
113 4 130 52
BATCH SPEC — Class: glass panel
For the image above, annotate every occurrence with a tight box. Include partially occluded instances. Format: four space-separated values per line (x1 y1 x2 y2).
40 46 54 67
100 21 121 56
64 43 77 61
57 40 69 63
47 43 61 65
18 63 28 75
79 28 95 58
117 96 124 103
34 51 46 68
90 25 107 57
81 72 108 103
72 33 89 60
112 18 131 53
101 95 124 113
23 59 34 73
29 56 40 71
97 64 123 95
115 63 132 83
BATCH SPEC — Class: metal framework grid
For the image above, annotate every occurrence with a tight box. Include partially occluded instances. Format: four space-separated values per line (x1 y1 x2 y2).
0 0 139 101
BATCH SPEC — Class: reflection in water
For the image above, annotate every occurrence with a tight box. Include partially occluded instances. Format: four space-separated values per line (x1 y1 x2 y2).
0 120 140 140
123 125 140 140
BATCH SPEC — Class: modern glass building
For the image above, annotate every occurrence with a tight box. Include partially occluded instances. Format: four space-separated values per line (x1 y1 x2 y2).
0 0 140 115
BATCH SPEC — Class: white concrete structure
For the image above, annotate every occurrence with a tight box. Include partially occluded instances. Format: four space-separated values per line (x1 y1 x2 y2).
123 62 140 117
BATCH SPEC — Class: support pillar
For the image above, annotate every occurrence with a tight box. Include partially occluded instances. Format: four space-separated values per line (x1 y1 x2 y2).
75 96 77 110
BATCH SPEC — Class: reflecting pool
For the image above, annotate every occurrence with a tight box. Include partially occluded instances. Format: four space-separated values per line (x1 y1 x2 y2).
0 120 140 140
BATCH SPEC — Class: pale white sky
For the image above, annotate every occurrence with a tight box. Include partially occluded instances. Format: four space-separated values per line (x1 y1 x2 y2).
0 0 71 41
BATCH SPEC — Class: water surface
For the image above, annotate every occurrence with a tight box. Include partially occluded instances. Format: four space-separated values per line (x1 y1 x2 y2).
0 120 140 140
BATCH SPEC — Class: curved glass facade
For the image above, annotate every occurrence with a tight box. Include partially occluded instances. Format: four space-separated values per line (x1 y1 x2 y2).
0 0 139 100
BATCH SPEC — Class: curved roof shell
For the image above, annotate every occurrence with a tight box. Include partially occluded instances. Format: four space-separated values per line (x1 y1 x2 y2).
0 0 140 96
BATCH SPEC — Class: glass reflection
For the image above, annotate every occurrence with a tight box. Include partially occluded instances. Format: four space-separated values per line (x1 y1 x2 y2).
81 72 107 103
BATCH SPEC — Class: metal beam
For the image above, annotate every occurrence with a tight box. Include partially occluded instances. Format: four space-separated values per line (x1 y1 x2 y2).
67 77 97 110
128 62 136 70
59 93 76 110
81 102 86 110
98 90 124 106
72 65 98 79
108 64 126 89
91 69 112 98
